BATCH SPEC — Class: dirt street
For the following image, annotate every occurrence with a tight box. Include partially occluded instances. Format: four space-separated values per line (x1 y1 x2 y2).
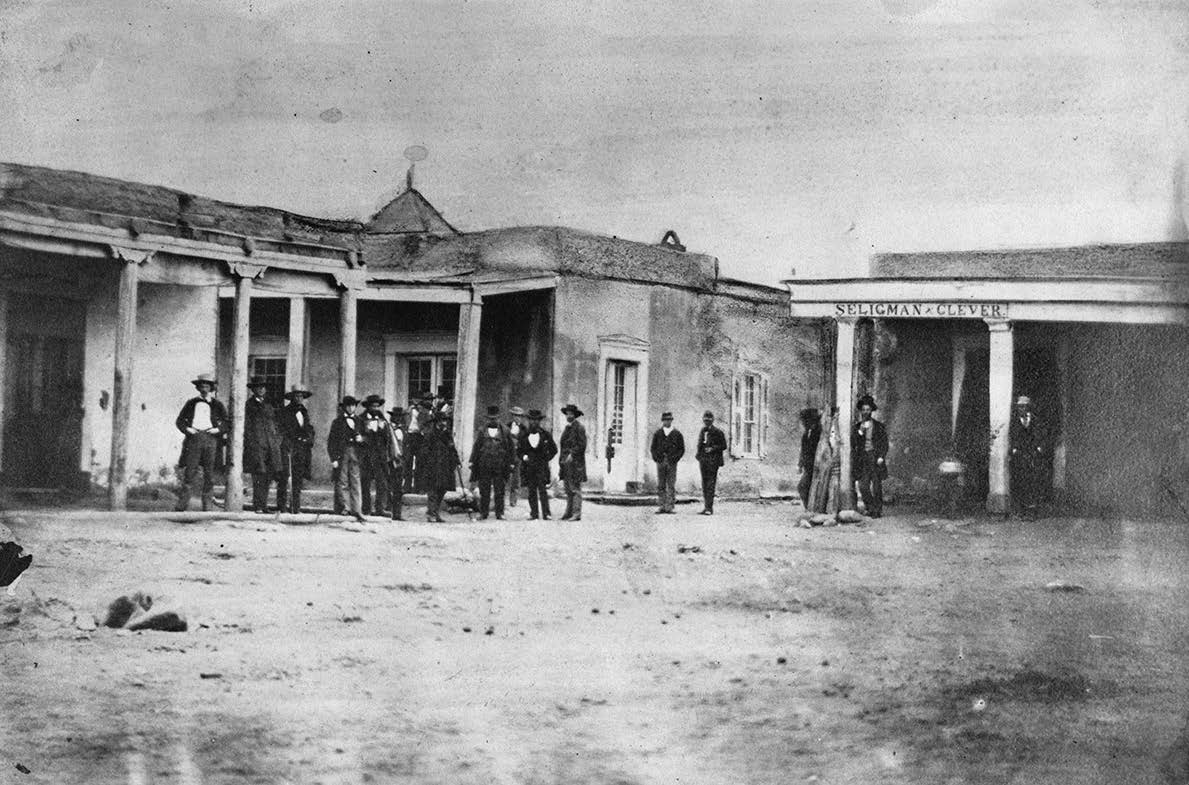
2 502 1187 784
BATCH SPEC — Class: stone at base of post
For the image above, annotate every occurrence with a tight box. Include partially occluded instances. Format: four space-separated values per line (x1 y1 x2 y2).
986 492 1010 516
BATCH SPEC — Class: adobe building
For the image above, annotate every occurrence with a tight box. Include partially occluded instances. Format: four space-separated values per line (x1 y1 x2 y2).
787 242 1189 517
0 162 826 510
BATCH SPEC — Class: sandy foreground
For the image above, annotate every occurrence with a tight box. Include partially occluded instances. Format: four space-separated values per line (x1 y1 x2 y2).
1 501 1187 785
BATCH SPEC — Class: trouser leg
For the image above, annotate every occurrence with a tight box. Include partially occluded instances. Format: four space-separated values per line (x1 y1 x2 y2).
527 482 540 518
492 475 506 518
360 463 374 515
701 463 717 511
389 466 404 519
290 477 303 514
251 473 269 511
373 461 389 515
507 470 519 507
540 483 552 518
478 476 493 517
276 456 289 512
869 468 883 515
797 469 813 508
177 448 199 512
347 454 363 516
332 466 344 513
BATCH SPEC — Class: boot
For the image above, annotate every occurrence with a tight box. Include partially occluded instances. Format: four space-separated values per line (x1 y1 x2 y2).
174 483 191 512
289 488 302 514
200 492 214 512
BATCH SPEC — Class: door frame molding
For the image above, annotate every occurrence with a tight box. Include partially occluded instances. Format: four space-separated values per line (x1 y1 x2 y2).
596 334 650 490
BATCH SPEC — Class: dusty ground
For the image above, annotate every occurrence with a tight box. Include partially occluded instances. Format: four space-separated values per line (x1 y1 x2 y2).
1 501 1187 785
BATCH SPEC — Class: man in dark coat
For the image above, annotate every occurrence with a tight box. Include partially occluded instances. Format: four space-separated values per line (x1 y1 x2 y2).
422 415 460 523
797 407 822 509
695 410 729 515
358 395 390 516
1009 395 1048 520
386 406 407 521
651 412 685 514
174 374 228 511
558 403 588 521
469 404 514 520
327 396 366 522
244 376 283 513
277 385 314 514
852 394 889 518
406 397 432 492
518 409 558 520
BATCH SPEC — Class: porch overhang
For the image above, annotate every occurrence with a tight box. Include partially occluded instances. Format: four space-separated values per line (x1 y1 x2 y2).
782 276 1189 325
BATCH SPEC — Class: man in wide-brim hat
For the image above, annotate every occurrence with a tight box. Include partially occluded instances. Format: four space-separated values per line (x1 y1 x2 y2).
469 404 514 520
852 394 888 518
359 395 390 516
277 385 314 514
1009 394 1047 520
422 413 461 523
558 404 588 520
518 408 558 520
243 376 283 514
174 374 229 511
327 395 366 522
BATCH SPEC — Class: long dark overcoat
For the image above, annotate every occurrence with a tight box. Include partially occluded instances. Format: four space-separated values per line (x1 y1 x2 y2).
243 397 283 474
279 402 315 480
518 428 558 485
559 420 588 483
421 429 461 490
469 424 514 480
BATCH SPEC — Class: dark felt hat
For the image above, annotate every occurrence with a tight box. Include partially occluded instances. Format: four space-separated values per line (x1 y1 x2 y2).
702 410 715 418
340 395 360 407
661 411 674 420
800 407 821 423
191 374 218 389
284 385 312 400
486 404 500 416
388 406 405 418
561 403 583 417
363 394 385 406
247 376 268 389
856 395 878 411
509 406 526 416
526 408 544 420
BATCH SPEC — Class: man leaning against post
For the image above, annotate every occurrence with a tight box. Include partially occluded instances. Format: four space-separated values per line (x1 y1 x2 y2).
651 411 685 514
695 410 728 515
244 376 283 514
175 374 228 512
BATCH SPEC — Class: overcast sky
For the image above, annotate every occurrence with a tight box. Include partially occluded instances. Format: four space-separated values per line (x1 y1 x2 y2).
1 0 1186 282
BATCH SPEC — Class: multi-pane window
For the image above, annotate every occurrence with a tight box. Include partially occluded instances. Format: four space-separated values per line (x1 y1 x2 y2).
731 371 769 459
249 356 287 407
610 362 627 445
402 355 456 405
406 358 434 401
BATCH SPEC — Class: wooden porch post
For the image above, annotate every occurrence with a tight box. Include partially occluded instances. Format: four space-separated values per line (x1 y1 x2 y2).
225 272 254 513
986 318 1014 515
454 294 483 457
338 287 358 399
109 249 150 511
286 297 308 389
835 318 857 510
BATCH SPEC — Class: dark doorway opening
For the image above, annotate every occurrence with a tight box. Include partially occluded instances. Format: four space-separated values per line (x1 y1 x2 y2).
3 296 87 488
954 348 989 503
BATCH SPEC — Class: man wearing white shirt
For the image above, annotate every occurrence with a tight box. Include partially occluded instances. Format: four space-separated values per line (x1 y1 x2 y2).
174 374 228 511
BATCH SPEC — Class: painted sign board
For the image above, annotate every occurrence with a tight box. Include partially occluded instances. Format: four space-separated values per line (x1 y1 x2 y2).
833 302 1009 319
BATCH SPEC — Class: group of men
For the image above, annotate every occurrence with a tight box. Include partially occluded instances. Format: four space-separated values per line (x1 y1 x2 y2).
174 370 744 520
793 393 1049 519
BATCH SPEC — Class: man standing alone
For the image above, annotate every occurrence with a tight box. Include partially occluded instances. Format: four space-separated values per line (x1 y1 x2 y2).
852 395 888 518
244 376 283 514
174 374 228 512
651 412 685 514
518 409 557 520
328 395 366 523
1009 395 1047 520
469 405 514 520
558 404 587 521
695 410 728 515
277 385 314 514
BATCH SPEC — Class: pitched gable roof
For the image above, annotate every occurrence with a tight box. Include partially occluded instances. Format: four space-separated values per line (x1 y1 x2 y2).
365 188 458 235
